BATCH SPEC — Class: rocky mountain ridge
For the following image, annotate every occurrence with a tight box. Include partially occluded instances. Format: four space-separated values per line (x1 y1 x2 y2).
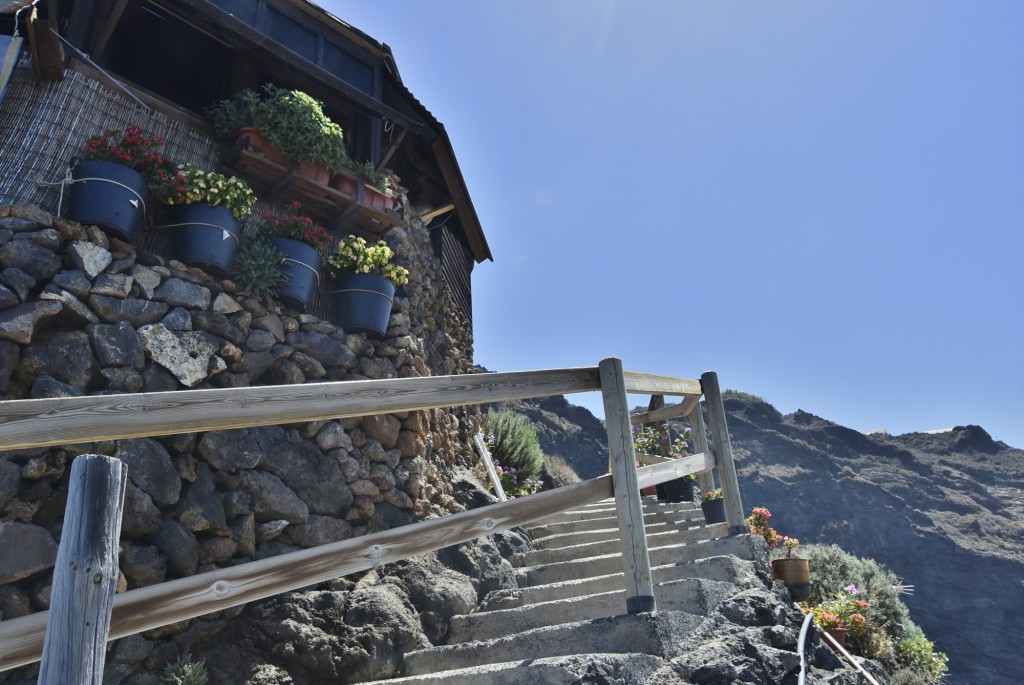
497 390 1024 685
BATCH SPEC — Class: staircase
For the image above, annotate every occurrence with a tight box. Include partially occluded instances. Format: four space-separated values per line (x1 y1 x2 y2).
361 496 765 684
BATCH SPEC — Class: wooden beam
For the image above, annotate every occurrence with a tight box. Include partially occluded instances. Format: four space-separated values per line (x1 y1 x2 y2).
473 433 505 502
630 395 701 427
635 452 714 490
419 204 455 224
88 0 130 60
600 357 655 614
0 368 601 451
37 455 126 684
0 475 612 672
690 403 716 496
26 8 63 82
622 371 702 397
377 126 408 170
702 372 745 534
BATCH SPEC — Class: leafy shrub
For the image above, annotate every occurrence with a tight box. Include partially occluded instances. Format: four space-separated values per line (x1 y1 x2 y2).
890 669 930 685
542 455 580 488
899 634 949 683
162 653 208 685
232 237 288 304
481 409 544 479
490 456 542 498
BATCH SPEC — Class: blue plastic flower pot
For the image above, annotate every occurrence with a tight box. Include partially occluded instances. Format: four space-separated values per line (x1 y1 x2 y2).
328 271 395 338
272 237 322 312
166 202 241 278
68 160 149 241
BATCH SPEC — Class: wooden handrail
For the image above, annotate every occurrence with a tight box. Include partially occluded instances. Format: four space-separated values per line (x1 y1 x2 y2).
630 396 700 426
0 360 743 676
0 475 613 673
0 367 601 450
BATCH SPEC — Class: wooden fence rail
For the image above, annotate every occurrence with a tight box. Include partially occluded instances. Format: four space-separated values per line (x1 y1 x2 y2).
0 359 744 675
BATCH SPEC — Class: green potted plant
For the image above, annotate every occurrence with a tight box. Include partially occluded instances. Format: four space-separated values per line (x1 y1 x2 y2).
155 164 256 277
231 236 289 306
258 202 330 311
325 235 409 337
332 159 396 211
254 84 349 183
747 506 811 600
204 88 287 165
68 126 175 240
803 585 871 650
700 487 726 523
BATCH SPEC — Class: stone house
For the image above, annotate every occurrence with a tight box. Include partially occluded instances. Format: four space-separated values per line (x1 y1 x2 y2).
0 2 499 675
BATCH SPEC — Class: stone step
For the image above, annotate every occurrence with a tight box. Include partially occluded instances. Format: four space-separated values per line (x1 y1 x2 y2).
513 522 728 567
530 498 698 526
449 576 737 643
402 610 704 676
527 506 705 538
516 534 761 588
491 554 762 608
358 652 681 685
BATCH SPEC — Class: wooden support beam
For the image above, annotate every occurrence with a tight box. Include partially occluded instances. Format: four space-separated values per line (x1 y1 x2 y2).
473 433 505 502
701 371 745 534
26 7 63 83
630 395 700 426
622 371 702 397
37 455 126 684
0 475 612 672
377 127 408 170
0 368 602 451
635 452 714 490
600 357 655 614
419 203 455 225
89 0 130 60
690 403 716 497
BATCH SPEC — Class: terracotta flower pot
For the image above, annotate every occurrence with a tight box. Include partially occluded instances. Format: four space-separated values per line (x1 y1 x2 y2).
297 160 331 186
823 627 847 652
771 557 811 601
233 127 288 166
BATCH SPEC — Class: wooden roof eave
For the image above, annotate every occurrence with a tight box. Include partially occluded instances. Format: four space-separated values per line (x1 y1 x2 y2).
431 130 492 263
156 0 425 136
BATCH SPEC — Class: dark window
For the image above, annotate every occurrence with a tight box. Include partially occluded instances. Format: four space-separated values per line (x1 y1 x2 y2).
104 3 234 113
266 6 317 62
323 41 374 96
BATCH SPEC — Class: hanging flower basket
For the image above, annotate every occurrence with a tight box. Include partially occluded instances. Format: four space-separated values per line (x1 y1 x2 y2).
166 202 242 278
68 160 150 241
327 271 395 337
271 237 322 312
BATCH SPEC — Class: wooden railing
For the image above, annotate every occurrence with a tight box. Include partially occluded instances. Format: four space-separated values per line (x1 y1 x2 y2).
0 358 743 676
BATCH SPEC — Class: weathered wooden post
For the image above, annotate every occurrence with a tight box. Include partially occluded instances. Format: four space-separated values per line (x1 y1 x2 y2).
688 403 717 497
473 433 507 501
37 454 127 685
701 371 745 535
600 357 655 613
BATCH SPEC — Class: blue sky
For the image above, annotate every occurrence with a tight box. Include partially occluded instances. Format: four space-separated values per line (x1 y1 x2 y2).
328 2 1024 449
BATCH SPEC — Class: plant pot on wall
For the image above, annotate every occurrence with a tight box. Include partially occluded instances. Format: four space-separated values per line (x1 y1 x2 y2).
233 127 288 166
327 271 395 338
771 557 811 601
701 498 726 524
365 185 396 211
68 160 149 241
166 202 241 278
271 237 321 312
822 627 847 652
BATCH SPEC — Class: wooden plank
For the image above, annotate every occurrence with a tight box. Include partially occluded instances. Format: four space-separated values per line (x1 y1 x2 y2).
690 405 716 496
635 452 714 489
37 455 126 684
702 371 746 534
622 371 702 397
26 9 63 82
630 396 700 427
473 433 506 502
89 0 130 60
0 367 601 451
600 358 655 614
0 475 612 673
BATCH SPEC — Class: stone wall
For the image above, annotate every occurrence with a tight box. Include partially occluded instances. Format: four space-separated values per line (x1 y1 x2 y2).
0 202 481 640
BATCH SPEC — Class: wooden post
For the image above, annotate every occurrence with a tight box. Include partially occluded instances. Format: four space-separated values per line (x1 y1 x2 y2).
37 455 127 685
688 403 716 496
647 395 668 499
701 372 745 535
600 357 655 613
473 433 506 501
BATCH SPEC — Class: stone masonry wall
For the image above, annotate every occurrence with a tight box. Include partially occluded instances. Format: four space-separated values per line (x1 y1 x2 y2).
0 202 479 637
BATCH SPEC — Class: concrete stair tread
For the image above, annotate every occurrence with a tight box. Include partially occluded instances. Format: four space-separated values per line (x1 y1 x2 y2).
403 611 705 676
488 553 761 607
514 524 729 567
450 577 736 643
357 652 673 684
528 508 705 538
516 534 758 587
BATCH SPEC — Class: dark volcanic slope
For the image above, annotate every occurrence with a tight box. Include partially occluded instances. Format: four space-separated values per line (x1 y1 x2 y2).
508 390 1024 685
